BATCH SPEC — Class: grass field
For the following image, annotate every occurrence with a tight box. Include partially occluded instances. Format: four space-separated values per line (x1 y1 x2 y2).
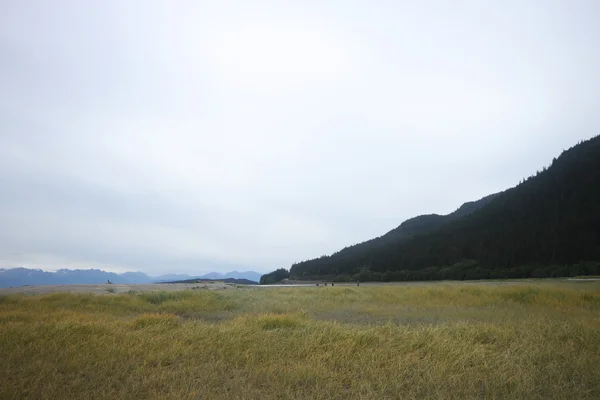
1 280 599 399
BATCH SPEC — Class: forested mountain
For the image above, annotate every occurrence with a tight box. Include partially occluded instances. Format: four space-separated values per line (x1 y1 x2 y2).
281 192 500 281
280 135 600 282
379 192 501 244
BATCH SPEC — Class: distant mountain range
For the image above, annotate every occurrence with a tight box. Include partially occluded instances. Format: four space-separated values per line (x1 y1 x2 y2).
166 277 259 285
262 134 600 283
0 268 262 288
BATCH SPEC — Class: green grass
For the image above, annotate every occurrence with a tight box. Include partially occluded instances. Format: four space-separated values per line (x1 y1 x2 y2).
1 280 599 399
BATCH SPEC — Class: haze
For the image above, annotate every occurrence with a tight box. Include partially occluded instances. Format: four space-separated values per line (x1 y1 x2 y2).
1 0 599 275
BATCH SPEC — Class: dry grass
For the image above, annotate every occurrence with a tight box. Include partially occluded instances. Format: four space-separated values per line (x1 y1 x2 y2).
1 280 599 399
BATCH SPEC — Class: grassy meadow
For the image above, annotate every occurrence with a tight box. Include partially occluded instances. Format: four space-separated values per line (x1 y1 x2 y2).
1 280 599 399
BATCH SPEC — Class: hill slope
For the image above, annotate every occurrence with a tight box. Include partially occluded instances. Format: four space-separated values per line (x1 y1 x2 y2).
278 192 499 281
287 135 600 281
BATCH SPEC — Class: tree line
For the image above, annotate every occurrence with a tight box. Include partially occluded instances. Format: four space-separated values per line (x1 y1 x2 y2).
261 135 600 283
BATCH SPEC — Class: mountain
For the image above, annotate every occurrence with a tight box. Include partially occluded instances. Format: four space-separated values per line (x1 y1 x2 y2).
281 135 600 282
175 271 263 282
120 271 153 284
223 271 262 282
167 277 259 285
197 272 224 280
0 268 131 288
273 192 500 282
154 273 195 282
0 268 264 288
155 271 262 282
375 192 500 245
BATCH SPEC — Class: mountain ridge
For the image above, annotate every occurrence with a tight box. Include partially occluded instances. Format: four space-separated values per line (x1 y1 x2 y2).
264 192 502 284
0 268 262 288
264 135 600 283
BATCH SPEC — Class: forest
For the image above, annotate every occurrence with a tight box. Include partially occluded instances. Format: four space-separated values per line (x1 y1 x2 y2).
261 135 600 283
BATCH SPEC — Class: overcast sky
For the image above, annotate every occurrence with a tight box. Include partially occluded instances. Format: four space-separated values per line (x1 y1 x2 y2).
1 0 598 275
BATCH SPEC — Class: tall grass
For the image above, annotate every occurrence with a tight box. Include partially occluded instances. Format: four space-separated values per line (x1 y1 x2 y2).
1 281 599 399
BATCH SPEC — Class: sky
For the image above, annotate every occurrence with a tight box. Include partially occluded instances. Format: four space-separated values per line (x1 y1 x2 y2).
1 0 599 275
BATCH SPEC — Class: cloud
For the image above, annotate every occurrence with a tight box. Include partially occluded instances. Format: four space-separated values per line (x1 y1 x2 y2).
0 0 598 274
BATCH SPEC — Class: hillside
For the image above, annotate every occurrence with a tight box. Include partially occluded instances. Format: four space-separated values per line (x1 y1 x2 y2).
284 135 600 282
379 192 501 244
260 193 499 285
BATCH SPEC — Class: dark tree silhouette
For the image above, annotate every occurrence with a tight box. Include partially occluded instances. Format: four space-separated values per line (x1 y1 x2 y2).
267 135 600 282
